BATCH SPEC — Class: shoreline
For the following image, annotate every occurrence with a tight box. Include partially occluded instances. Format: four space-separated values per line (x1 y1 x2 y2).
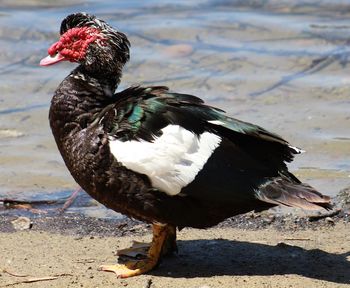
1 204 349 236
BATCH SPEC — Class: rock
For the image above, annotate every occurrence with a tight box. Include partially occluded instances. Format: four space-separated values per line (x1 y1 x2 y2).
325 217 335 225
11 216 32 230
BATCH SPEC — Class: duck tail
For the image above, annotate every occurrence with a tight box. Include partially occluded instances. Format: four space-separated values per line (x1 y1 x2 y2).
256 177 332 210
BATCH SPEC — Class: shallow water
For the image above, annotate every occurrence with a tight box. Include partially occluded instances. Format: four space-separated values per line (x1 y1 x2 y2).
0 0 349 218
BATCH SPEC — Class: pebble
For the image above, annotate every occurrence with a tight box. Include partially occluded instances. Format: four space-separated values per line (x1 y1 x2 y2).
325 217 335 225
11 216 32 230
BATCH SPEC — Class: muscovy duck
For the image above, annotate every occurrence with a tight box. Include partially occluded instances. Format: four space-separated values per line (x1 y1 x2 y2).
40 13 331 278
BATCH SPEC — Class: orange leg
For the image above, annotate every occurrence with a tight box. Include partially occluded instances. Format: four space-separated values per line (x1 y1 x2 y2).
100 223 176 278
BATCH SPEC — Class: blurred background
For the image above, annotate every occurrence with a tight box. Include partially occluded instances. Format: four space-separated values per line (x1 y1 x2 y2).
0 0 349 218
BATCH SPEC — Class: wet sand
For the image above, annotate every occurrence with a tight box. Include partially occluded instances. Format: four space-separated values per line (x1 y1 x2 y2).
0 214 349 288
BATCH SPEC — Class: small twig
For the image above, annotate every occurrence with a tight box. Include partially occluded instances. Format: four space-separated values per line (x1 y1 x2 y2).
3 269 29 278
57 188 82 214
75 259 95 264
308 209 341 222
3 203 47 214
1 199 57 206
283 238 311 241
1 199 52 214
1 273 72 287
2 276 58 287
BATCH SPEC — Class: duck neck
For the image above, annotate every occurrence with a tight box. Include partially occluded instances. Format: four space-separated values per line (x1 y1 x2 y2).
49 64 122 143
77 65 122 96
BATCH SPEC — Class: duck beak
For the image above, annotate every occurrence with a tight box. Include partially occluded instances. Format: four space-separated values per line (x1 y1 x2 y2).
39 53 66 66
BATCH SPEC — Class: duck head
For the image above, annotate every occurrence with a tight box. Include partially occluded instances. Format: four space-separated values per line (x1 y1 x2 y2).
40 13 130 77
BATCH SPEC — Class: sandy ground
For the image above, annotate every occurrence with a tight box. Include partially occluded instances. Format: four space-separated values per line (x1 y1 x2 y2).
0 222 349 288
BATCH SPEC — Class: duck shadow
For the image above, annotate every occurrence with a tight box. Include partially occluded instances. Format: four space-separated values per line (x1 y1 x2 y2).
152 239 350 284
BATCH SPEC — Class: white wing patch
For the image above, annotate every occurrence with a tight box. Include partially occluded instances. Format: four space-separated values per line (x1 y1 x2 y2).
109 125 221 195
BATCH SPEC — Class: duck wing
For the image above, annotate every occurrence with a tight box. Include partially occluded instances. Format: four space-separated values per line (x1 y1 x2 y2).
99 85 331 211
